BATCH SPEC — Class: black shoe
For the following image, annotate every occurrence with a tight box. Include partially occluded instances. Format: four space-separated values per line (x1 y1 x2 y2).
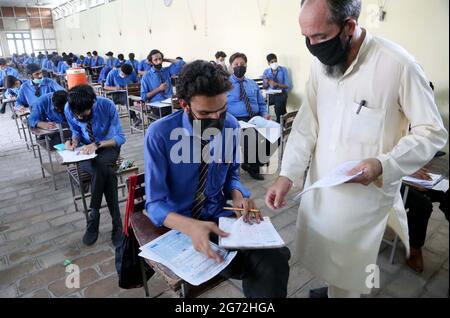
309 287 328 299
241 163 250 172
434 151 447 158
248 170 265 181
82 209 100 246
111 226 124 247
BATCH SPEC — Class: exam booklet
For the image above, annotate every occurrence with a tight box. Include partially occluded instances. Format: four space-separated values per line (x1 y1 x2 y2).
138 230 237 286
239 116 281 143
402 173 444 189
56 149 97 163
218 217 285 250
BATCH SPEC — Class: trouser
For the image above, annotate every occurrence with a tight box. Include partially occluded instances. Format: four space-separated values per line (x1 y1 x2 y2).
237 117 278 174
403 186 449 249
218 242 291 298
327 285 361 298
268 92 288 123
80 147 122 229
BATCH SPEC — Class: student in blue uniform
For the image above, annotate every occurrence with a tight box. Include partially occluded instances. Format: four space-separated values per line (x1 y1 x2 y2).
16 64 65 112
104 64 141 126
262 53 293 123
90 51 105 68
138 54 152 76
1 76 21 114
0 58 19 87
105 51 117 69
140 49 186 103
144 60 290 298
28 91 71 147
227 52 271 181
114 54 126 69
64 84 126 247
84 52 92 67
97 66 112 84
126 53 140 75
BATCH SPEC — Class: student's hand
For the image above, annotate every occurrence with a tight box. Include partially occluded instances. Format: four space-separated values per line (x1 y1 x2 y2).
347 158 383 186
269 80 278 88
65 140 77 151
187 220 229 263
16 106 26 114
231 190 263 224
410 168 432 181
264 114 272 120
38 122 56 130
158 82 168 92
78 143 97 155
265 176 293 210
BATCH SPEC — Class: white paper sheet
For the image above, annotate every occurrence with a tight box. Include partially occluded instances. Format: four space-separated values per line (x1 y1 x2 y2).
402 173 444 189
161 98 173 105
147 101 172 108
239 116 281 143
293 161 364 201
57 149 97 163
138 230 237 286
432 179 449 192
219 217 285 250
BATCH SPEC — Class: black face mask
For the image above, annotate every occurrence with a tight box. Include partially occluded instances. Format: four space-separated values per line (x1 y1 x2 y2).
233 66 247 78
76 112 92 123
306 24 352 66
189 108 226 137
153 64 163 71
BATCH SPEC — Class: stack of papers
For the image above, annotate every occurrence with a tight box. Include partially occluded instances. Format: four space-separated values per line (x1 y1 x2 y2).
239 116 281 143
293 161 364 201
219 217 285 250
138 230 237 286
403 174 445 189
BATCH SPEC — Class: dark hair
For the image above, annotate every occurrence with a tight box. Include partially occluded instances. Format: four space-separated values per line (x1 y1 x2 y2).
106 51 114 56
68 85 97 114
176 60 232 104
66 58 73 66
121 63 133 76
87 51 92 55
129 53 135 59
215 51 227 59
26 63 41 75
92 51 98 56
0 58 7 66
229 52 247 65
302 0 361 26
266 53 277 63
149 49 164 62
52 90 69 110
5 75 19 89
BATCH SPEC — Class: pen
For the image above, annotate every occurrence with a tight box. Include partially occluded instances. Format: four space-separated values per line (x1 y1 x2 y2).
223 207 261 213
356 100 367 115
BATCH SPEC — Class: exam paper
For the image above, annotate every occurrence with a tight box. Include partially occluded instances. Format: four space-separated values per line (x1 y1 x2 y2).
139 230 237 286
219 217 285 250
402 173 444 189
433 179 449 192
293 160 364 201
57 149 97 163
239 116 281 143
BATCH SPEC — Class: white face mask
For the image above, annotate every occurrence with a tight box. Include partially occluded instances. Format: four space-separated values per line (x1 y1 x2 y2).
270 63 279 70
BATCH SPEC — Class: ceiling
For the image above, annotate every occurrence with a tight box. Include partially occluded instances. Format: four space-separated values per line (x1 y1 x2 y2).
0 0 67 8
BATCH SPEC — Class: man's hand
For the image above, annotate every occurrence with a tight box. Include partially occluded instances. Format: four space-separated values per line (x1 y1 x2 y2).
347 158 383 186
65 139 77 151
264 114 272 120
38 122 56 130
78 143 97 155
268 80 278 88
410 168 432 181
158 82 168 92
231 190 262 224
265 176 293 210
187 220 229 263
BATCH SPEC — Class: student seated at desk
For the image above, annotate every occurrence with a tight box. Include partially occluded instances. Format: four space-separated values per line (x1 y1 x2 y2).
104 64 141 126
262 53 293 123
28 91 71 147
144 60 290 298
59 58 72 75
0 76 21 114
64 84 126 247
97 66 112 84
138 54 152 76
105 51 118 69
140 49 186 103
16 63 65 113
403 167 449 273
77 55 86 67
0 58 20 87
90 51 105 68
227 52 271 181
114 54 126 69
126 53 140 75
84 52 92 68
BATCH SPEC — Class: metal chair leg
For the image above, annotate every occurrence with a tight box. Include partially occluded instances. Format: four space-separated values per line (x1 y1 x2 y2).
139 257 150 298
76 163 89 220
45 137 57 190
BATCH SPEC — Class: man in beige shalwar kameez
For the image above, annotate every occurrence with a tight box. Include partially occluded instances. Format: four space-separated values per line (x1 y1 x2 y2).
266 0 448 298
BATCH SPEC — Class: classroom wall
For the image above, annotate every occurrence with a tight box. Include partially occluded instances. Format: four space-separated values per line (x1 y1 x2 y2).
54 0 449 108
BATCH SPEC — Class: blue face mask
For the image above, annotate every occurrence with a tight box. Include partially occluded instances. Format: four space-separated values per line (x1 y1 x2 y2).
32 78 43 85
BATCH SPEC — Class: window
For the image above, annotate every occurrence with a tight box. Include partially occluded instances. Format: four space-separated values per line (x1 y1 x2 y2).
6 32 34 55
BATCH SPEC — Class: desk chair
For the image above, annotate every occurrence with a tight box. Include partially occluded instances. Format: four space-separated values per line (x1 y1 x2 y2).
127 173 227 298
279 111 298 163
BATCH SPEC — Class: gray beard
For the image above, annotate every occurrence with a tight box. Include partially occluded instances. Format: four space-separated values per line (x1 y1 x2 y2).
324 62 348 79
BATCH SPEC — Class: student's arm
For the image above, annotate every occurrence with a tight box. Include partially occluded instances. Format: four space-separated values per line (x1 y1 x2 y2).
278 68 292 90
64 107 82 150
141 75 165 101
50 80 65 92
104 99 126 147
167 58 186 76
28 99 55 129
103 72 120 91
15 86 28 110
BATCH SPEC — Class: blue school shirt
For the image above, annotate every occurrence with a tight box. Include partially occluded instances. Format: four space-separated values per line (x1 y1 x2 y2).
28 92 66 128
227 75 268 118
114 59 126 68
90 56 105 67
0 66 20 87
16 78 64 109
262 66 293 92
106 58 118 69
5 87 20 100
126 60 140 73
64 96 126 147
140 60 186 102
105 69 138 88
138 60 152 73
98 66 112 83
83 57 92 67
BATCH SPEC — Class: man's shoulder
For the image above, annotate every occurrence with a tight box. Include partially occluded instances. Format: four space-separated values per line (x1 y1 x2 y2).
371 35 418 67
